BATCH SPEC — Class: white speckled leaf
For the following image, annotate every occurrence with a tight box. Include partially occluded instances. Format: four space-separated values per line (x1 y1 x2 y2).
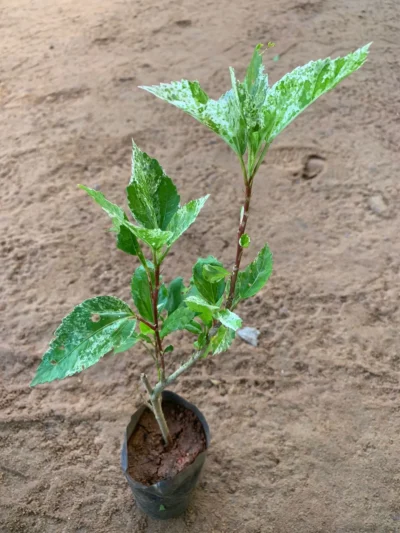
210 326 236 355
80 185 136 246
244 44 268 100
79 185 172 250
265 44 371 142
235 244 273 303
140 80 246 154
214 309 242 331
141 44 370 165
140 45 271 156
185 295 218 325
166 195 209 245
128 225 173 249
127 143 180 230
79 185 126 230
31 296 136 386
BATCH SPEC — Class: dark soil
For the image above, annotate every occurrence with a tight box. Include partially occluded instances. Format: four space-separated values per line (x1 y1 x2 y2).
127 402 206 486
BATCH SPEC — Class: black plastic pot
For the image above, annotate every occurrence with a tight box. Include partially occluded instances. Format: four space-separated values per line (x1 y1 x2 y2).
121 390 211 520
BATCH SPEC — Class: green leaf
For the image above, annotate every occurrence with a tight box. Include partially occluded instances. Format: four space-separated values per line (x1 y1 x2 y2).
159 504 166 512
244 44 265 95
141 44 370 168
129 226 173 249
195 331 208 351
80 185 172 251
80 185 145 251
166 277 185 315
185 320 203 334
131 266 154 322
164 344 174 353
236 244 273 303
214 309 242 331
127 143 180 230
210 326 236 355
113 321 140 353
166 195 209 245
185 295 218 326
158 284 168 313
140 45 272 156
185 297 241 331
239 233 250 248
140 80 246 155
116 221 140 256
202 264 230 283
31 297 135 386
139 321 154 336
79 185 127 231
265 44 371 143
192 257 226 304
160 306 196 338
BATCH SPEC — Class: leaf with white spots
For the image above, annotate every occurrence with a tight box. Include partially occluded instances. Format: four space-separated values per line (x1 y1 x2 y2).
210 326 236 355
185 295 218 326
140 45 270 157
141 44 370 171
79 185 127 231
264 44 371 143
79 185 173 250
79 185 140 248
140 80 246 154
129 226 173 249
127 143 180 230
214 309 242 331
31 297 136 386
166 195 209 245
235 244 273 304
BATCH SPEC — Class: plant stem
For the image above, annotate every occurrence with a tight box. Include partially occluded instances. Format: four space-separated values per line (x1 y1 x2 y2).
152 393 172 446
225 181 253 309
152 253 165 381
151 326 218 401
140 373 172 446
134 315 156 331
151 350 203 400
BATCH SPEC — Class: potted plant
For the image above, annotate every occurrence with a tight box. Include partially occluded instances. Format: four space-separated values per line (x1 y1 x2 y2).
31 43 370 519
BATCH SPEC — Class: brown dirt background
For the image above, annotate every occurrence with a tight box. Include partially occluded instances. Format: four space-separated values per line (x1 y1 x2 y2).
1 0 400 532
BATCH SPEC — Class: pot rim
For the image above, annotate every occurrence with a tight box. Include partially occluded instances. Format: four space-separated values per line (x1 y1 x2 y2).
121 390 210 491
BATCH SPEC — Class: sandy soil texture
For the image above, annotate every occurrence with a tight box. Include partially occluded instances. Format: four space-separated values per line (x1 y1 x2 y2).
1 0 400 531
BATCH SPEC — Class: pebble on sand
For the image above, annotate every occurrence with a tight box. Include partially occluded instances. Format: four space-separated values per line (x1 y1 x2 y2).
368 194 387 216
237 327 260 347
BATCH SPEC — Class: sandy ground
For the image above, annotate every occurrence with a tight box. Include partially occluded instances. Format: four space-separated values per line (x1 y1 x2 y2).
1 0 400 531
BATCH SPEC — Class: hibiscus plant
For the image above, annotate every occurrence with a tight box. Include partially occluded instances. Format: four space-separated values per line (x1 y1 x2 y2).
31 43 370 445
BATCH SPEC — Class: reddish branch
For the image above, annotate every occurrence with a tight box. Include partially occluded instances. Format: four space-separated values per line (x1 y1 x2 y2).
226 181 253 310
136 316 156 331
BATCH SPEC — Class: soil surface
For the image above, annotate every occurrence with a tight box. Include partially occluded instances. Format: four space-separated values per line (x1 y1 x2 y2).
128 402 206 486
1 0 400 532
